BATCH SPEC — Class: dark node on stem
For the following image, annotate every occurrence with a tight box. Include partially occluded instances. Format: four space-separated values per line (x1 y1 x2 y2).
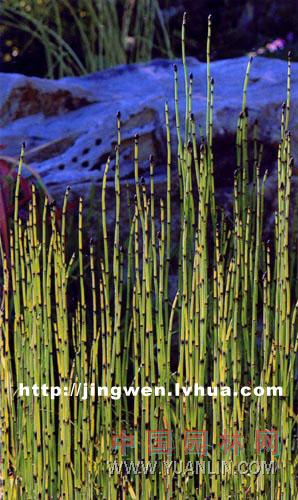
244 106 248 117
280 182 285 190
288 50 292 60
187 140 193 153
66 185 71 192
134 194 137 203
210 77 214 85
22 141 26 149
173 63 178 72
134 133 139 141
149 154 155 163
190 112 194 121
200 143 205 152
239 110 244 118
49 200 56 209
157 231 161 239
249 55 253 63
290 157 294 167
116 111 121 120
282 101 286 110
189 72 193 81
141 176 145 185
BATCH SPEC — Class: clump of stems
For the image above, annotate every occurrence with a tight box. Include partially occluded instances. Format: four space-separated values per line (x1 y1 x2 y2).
0 15 297 499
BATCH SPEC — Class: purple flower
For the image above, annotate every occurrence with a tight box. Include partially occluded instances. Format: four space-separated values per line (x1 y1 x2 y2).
266 38 286 53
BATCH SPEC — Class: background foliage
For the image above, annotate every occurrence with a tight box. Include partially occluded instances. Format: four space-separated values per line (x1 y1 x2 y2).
1 0 298 78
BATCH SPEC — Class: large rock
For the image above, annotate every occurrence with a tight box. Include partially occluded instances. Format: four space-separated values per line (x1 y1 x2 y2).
0 57 298 200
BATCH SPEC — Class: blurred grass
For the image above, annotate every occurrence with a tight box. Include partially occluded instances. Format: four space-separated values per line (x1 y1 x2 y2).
1 1 298 79
0 0 173 78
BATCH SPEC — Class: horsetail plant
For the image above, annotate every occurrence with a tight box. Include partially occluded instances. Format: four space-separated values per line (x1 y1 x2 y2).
1 15 297 499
